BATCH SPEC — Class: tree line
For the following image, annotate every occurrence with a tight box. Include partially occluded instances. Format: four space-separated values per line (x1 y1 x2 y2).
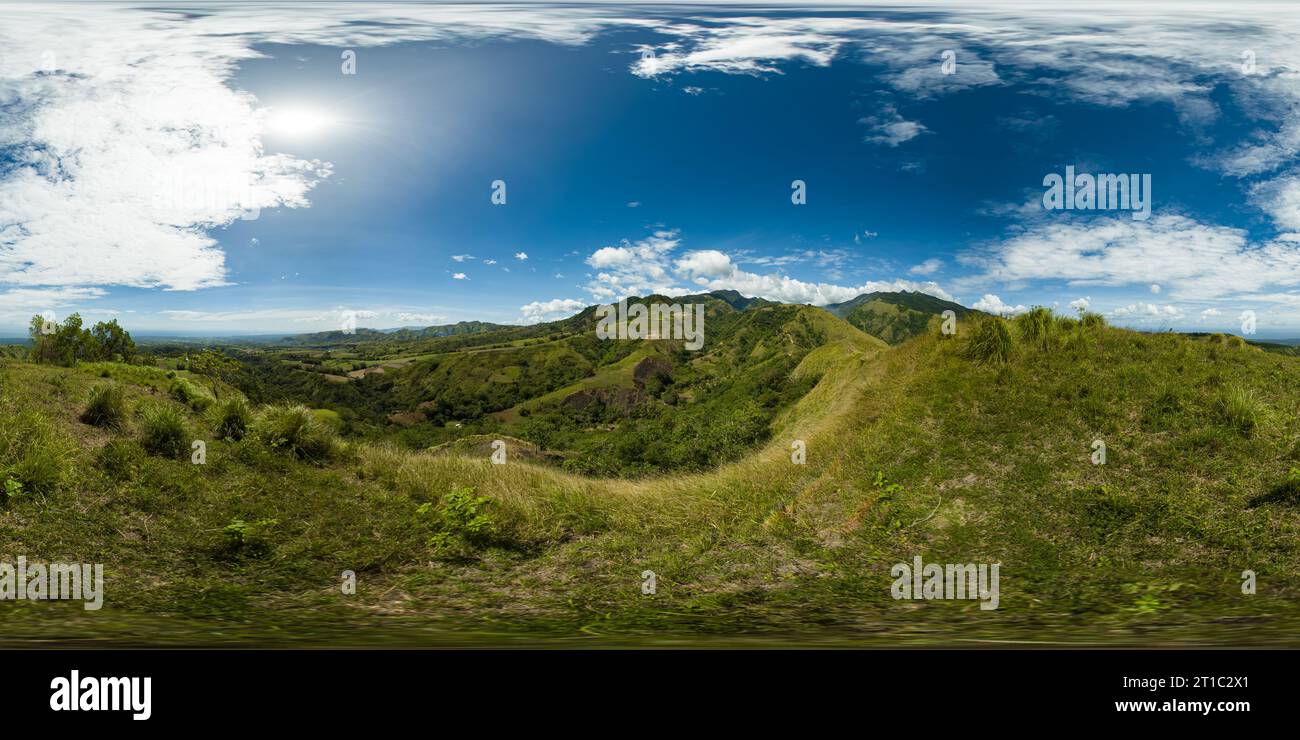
28 313 137 365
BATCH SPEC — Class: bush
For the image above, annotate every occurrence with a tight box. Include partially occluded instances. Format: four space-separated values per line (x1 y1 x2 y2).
251 404 343 461
1218 385 1265 435
212 397 252 440
962 318 1016 364
1015 307 1055 351
418 486 496 557
0 410 75 495
169 378 212 412
139 403 190 458
96 439 147 480
1080 312 1107 329
81 383 128 429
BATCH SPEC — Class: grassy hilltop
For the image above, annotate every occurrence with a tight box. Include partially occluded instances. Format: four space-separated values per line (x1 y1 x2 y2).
2 300 1300 646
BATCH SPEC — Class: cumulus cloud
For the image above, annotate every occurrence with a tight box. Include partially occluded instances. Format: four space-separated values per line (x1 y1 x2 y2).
972 294 1028 316
958 214 1300 301
1068 296 1091 313
1111 302 1185 321
396 312 447 325
860 103 928 147
514 252 529 261
451 273 468 280
582 229 951 306
519 298 586 324
909 258 944 276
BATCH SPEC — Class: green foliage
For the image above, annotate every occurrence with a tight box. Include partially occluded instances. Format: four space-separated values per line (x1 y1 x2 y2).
1014 307 1055 351
96 439 148 481
169 378 213 411
82 383 128 429
251 403 344 461
961 317 1016 364
418 486 496 557
1080 311 1107 329
188 349 241 399
221 517 279 556
0 410 74 494
212 396 252 440
139 403 190 459
1218 385 1265 434
28 313 135 366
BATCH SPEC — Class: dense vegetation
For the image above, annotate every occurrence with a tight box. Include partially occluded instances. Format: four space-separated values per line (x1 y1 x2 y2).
4 295 1299 646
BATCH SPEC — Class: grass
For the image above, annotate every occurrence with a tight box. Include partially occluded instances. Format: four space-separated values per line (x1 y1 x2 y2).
211 396 252 440
81 382 128 429
138 403 190 459
2 310 1300 646
962 317 1016 364
251 403 345 462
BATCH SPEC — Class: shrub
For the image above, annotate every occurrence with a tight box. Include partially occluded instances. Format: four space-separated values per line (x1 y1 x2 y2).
139 403 190 458
0 410 75 494
1080 312 1107 329
251 404 343 461
96 439 147 480
418 486 496 557
212 397 252 440
1218 385 1265 435
962 318 1016 364
169 378 212 412
1015 307 1055 351
81 383 127 429
220 517 279 556
1226 335 1246 349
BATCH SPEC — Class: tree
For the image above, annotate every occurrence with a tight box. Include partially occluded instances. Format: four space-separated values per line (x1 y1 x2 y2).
91 319 136 362
189 349 241 400
28 314 137 366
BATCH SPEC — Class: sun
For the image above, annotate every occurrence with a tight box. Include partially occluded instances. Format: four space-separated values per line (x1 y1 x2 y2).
266 107 334 137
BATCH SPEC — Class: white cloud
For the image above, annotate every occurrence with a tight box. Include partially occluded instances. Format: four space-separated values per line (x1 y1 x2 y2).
1111 302 1185 321
396 312 447 325
909 258 943 276
519 298 586 324
860 103 928 147
959 214 1300 301
451 273 468 280
1068 296 1091 313
514 252 529 261
972 294 1027 316
1150 284 1162 294
583 229 952 305
452 254 475 262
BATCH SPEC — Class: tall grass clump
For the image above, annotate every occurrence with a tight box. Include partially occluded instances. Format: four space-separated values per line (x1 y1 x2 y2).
211 396 252 440
1080 312 1107 329
0 410 75 496
961 317 1016 364
252 404 344 461
81 383 128 429
1218 385 1265 435
139 403 190 459
1015 307 1055 351
169 378 212 412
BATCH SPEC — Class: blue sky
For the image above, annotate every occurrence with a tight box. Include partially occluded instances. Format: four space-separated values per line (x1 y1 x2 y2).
4 2 1300 337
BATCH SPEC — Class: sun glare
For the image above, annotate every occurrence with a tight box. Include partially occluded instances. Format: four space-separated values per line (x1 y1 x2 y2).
266 107 334 137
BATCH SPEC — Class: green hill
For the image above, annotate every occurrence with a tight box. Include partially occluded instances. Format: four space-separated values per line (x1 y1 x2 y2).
4 307 1299 647
823 290 978 345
